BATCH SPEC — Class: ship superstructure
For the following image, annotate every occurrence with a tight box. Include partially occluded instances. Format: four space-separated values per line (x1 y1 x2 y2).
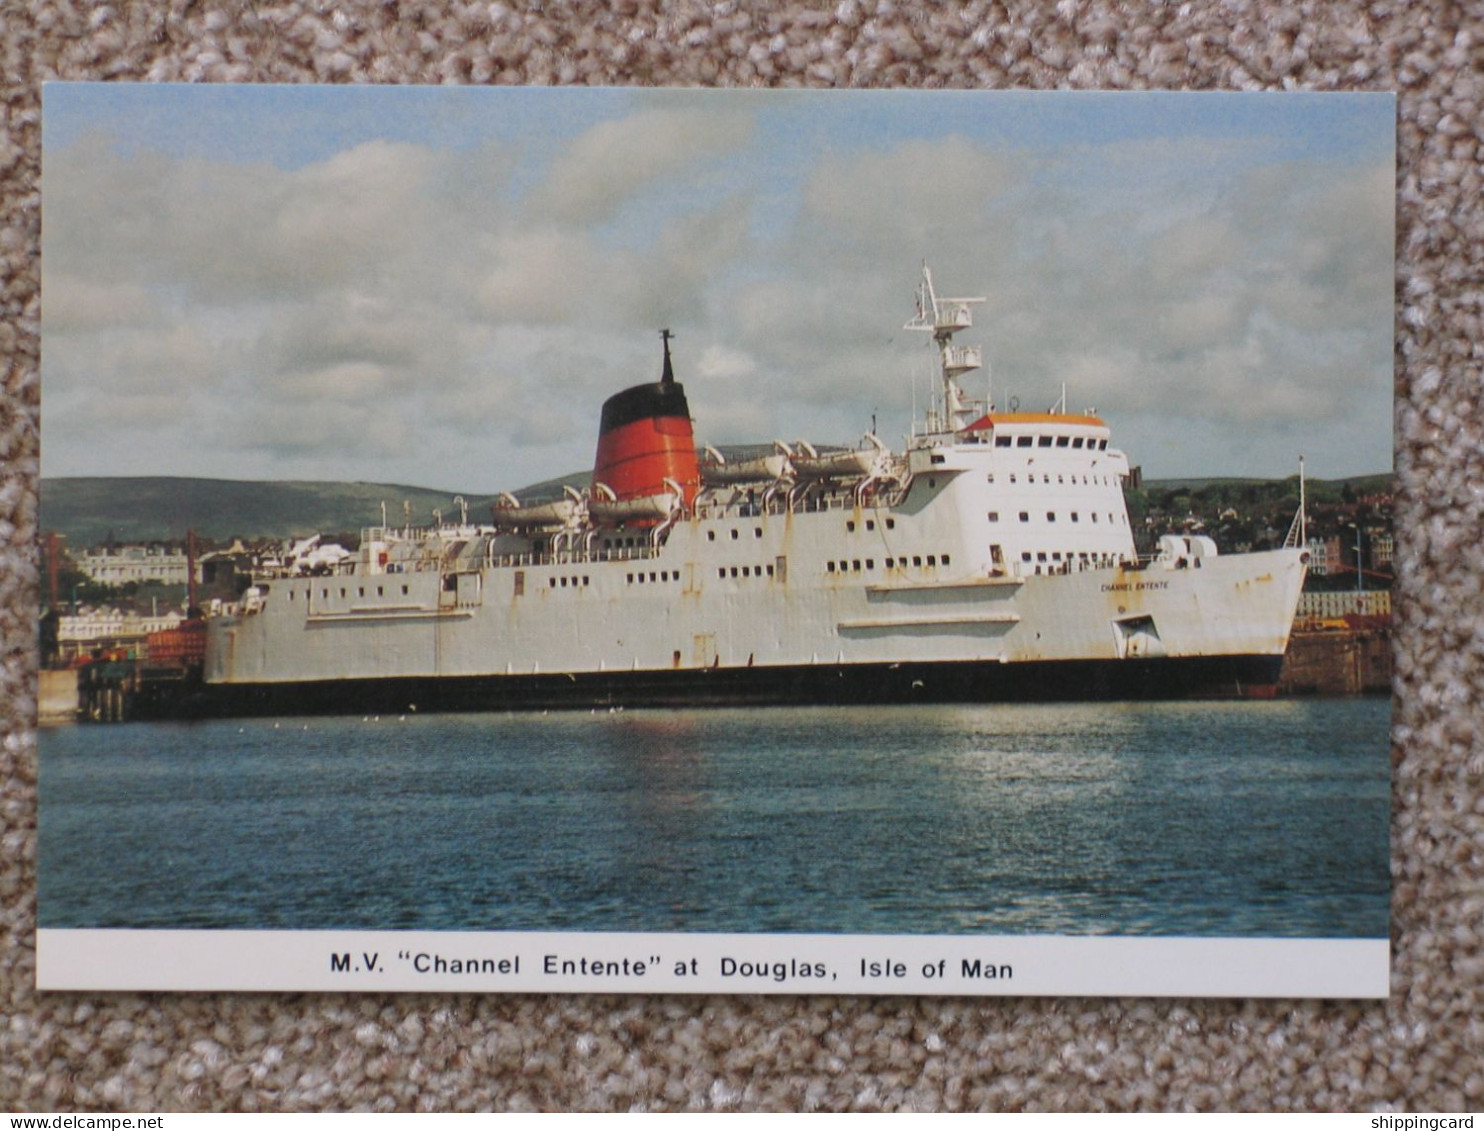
201 267 1307 714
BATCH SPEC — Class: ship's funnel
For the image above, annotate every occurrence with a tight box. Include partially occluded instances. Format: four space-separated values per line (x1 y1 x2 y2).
591 330 700 514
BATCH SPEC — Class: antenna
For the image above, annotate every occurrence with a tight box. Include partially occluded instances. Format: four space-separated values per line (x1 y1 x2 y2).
904 262 986 433
1283 456 1308 550
660 328 675 385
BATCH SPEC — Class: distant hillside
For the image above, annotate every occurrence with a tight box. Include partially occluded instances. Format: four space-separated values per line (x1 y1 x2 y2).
41 467 1395 549
39 477 495 547
1143 473 1394 498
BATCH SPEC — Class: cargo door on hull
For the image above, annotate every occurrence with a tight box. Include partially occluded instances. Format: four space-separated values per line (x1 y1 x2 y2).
440 571 483 609
693 633 718 668
1113 614 1166 659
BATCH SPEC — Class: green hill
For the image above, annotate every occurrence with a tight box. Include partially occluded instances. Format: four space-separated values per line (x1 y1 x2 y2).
39 477 494 547
41 467 1395 550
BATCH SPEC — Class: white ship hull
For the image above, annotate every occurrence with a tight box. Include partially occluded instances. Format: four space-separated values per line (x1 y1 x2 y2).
193 267 1310 716
202 505 1305 710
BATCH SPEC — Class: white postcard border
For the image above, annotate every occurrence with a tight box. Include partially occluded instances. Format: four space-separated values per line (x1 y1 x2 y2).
37 929 1390 998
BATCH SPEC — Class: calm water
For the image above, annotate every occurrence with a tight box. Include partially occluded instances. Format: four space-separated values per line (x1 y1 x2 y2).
39 700 1390 937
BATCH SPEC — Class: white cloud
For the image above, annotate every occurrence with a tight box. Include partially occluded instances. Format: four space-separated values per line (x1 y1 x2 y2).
40 94 1393 487
538 107 755 225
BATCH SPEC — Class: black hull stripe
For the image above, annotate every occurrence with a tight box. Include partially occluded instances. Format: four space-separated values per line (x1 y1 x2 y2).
138 656 1287 720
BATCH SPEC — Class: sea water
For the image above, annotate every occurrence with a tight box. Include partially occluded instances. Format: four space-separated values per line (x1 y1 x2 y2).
38 699 1390 938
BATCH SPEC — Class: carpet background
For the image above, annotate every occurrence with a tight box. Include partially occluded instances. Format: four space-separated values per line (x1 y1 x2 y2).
2 0 1480 1112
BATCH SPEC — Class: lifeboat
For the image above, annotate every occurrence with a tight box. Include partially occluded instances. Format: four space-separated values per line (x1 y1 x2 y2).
588 480 684 525
490 486 584 530
699 442 794 486
790 434 888 480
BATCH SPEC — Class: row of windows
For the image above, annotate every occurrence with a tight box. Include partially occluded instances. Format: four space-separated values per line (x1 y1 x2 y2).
707 527 764 542
550 575 590 588
827 553 950 574
628 570 679 584
844 518 896 533
995 434 1109 450
1023 550 1121 576
717 564 776 579
989 472 1116 487
1022 550 1118 565
288 584 410 601
989 511 1122 525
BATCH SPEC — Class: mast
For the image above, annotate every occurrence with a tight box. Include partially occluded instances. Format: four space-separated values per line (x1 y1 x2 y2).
903 263 986 434
1283 456 1308 550
660 328 675 385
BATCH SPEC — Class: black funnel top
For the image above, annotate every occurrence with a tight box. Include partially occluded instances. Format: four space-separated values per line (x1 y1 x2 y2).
598 330 691 434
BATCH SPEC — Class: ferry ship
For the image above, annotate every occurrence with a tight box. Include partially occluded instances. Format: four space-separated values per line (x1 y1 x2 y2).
199 267 1308 714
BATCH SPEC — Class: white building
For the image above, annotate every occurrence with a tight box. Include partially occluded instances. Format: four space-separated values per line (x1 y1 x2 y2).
1297 590 1392 621
75 544 194 586
55 605 185 658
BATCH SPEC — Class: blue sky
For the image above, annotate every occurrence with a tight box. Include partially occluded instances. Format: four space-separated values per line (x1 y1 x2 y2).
42 86 1395 493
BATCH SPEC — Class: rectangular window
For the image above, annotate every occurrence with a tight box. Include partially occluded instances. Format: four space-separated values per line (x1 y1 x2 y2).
1056 436 1070 448
1038 436 1052 447
995 436 1012 448
1072 437 1085 448
988 512 999 522
1017 436 1033 448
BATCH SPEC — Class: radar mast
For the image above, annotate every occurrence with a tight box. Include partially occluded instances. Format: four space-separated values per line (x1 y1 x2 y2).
904 263 986 434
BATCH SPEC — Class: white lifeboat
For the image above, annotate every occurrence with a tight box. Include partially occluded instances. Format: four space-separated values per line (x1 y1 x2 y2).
490 486 585 530
588 479 684 525
699 442 794 486
790 434 889 480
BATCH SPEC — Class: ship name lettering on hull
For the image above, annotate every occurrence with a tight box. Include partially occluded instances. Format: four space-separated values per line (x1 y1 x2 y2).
1100 581 1170 593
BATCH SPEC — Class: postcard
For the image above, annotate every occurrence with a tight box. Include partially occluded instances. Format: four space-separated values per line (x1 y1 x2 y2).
37 86 1394 996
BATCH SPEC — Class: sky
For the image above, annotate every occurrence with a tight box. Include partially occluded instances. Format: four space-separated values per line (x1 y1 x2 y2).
41 86 1395 493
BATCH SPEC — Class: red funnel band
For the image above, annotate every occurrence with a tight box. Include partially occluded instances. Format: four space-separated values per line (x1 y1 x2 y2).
593 415 699 504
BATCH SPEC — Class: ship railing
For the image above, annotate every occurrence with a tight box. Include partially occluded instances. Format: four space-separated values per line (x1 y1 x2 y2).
693 484 908 522
486 545 661 571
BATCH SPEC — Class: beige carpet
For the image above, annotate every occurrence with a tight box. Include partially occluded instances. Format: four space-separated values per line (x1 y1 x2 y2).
3 0 1480 1112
